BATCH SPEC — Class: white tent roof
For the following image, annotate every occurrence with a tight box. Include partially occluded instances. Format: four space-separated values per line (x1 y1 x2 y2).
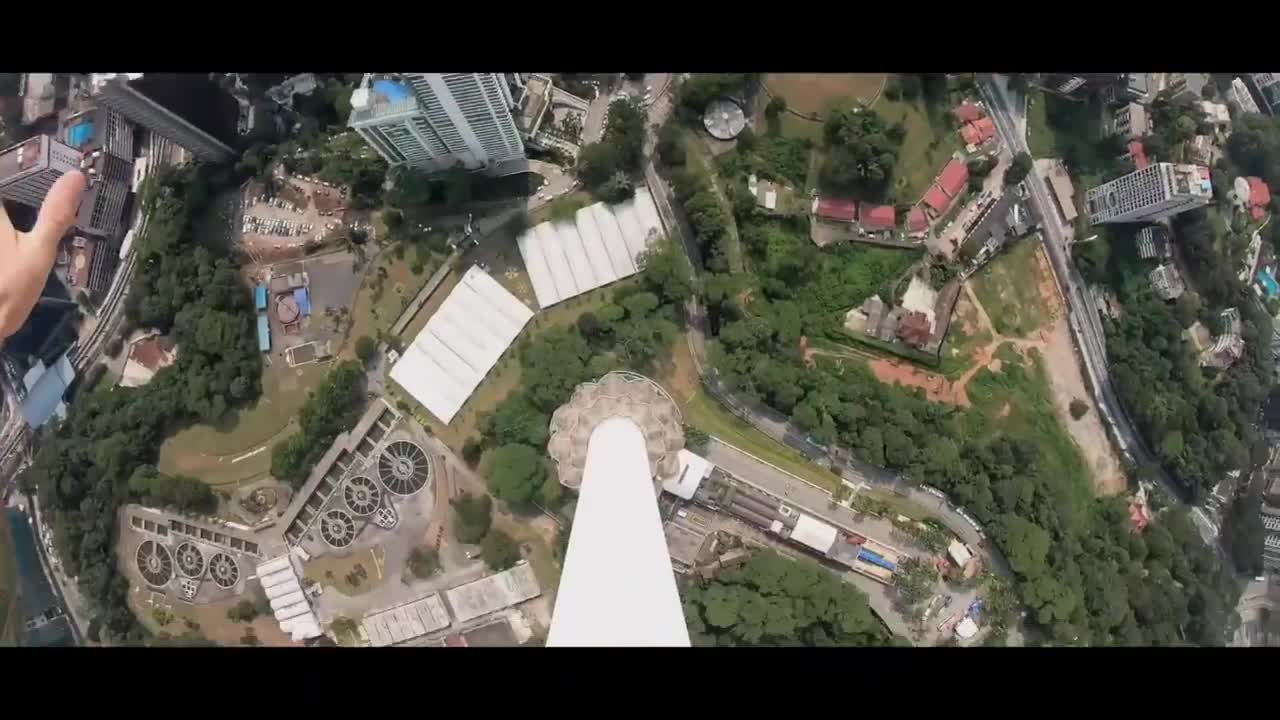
548 417 690 647
389 266 533 424
517 187 663 309
662 449 714 500
254 555 322 642
791 513 839 554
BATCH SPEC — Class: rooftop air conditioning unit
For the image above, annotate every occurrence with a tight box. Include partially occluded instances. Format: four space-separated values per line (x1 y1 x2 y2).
778 505 794 517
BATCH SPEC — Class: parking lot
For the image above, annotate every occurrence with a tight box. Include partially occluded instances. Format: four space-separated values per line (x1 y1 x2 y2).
238 171 356 264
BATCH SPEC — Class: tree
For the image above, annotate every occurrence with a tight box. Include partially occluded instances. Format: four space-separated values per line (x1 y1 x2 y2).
684 425 711 453
894 556 939 608
481 530 520 571
407 546 440 578
227 599 259 623
354 335 378 366
1069 398 1090 420
1005 152 1032 186
765 95 787 118
451 492 493 544
898 74 922 100
487 444 547 507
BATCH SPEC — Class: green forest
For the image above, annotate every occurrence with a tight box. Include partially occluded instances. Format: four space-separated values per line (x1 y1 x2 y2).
26 165 264 644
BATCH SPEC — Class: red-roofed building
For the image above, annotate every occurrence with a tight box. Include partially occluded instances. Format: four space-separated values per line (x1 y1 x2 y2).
1247 176 1271 221
960 124 982 146
973 116 996 142
1128 141 1148 170
861 204 896 230
814 196 858 223
923 185 950 215
954 101 981 124
907 206 928 233
897 311 933 347
937 159 969 198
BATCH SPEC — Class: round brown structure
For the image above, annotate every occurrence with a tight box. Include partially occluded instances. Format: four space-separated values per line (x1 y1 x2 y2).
276 295 301 324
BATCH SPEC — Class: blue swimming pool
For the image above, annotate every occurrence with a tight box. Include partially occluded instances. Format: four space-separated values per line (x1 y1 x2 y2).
372 79 411 103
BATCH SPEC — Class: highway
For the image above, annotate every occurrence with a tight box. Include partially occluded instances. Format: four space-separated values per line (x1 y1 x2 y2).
978 77 1218 538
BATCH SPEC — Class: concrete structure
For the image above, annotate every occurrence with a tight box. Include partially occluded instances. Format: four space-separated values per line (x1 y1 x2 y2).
703 98 746 140
901 275 938 332
1249 73 1280 115
548 372 684 490
1200 101 1232 131
361 593 452 646
1039 159 1078 224
662 449 714 501
256 554 322 641
1136 225 1171 260
1105 102 1150 139
1086 162 1213 225
1150 263 1186 301
93 74 237 163
348 73 525 173
0 136 82 209
948 539 973 568
389 266 533 424
1230 77 1263 116
444 563 541 624
548 415 690 647
119 332 177 388
1263 503 1280 572
516 186 664 309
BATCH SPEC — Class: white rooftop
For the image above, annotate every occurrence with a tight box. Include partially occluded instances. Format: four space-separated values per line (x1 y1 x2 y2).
548 416 690 647
389 266 533 423
662 449 714 500
948 539 973 568
444 562 541 624
516 186 664 309
956 616 980 640
254 555 322 642
361 593 452 647
790 513 839 554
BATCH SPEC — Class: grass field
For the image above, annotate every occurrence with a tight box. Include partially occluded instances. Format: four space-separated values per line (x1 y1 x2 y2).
1026 90 1057 159
939 298 994 380
875 87 965 203
0 512 16 646
158 360 331 488
971 235 1047 337
342 244 443 360
302 546 386 596
764 73 887 116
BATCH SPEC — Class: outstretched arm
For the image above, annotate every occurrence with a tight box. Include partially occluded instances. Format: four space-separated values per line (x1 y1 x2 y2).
0 171 87 341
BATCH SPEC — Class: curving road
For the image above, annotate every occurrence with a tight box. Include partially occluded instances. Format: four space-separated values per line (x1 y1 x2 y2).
978 77 1218 539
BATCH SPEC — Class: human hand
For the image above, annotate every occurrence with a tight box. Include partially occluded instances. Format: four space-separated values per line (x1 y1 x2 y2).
0 171 88 341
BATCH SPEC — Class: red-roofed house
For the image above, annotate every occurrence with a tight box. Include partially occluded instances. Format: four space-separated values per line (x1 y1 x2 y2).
973 117 996 142
814 196 858 223
861 204 896 231
1248 176 1271 221
954 101 981 124
897 311 933 348
923 185 951 215
960 124 982 146
907 206 928 233
1128 141 1148 170
937 159 969 198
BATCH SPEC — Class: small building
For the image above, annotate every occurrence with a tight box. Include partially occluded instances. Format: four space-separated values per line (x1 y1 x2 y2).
960 123 982 147
257 314 271 353
1200 101 1232 132
901 275 938 330
254 284 267 311
813 196 858 223
1040 159 1078 223
972 117 996 143
876 306 905 342
119 332 178 388
937 158 969 199
19 353 75 430
1150 263 1185 300
947 539 973 568
1136 225 1171 260
1185 135 1220 167
897 311 933 347
1127 140 1148 170
662 449 714 501
954 101 982 124
1247 177 1271 221
861 204 896 231
1201 333 1245 369
923 185 951 216
1105 102 1150 139
906 206 929 235
845 295 886 335
1230 77 1263 116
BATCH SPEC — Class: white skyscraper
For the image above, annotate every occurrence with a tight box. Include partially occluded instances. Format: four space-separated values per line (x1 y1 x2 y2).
1086 162 1214 225
348 73 525 174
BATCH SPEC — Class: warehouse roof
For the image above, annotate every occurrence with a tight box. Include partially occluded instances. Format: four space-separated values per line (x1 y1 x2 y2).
662 449 714 500
389 266 533 424
791 513 839 554
254 555 321 641
517 186 663 309
445 562 541 624
362 593 452 647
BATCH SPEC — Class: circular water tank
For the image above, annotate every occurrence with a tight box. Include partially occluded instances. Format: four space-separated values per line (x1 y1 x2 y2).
276 295 300 324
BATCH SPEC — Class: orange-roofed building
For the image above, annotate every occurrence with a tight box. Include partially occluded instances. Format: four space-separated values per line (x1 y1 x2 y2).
960 124 982 146
1247 176 1271 221
937 159 969 198
861 204 896 230
973 116 996 142
954 101 981 124
814 196 858 222
907 206 928 233
923 185 951 215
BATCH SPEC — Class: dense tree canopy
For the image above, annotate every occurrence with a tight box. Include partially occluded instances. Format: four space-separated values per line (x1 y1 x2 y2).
451 492 493 545
270 360 367 488
29 165 265 645
682 549 896 646
819 108 904 199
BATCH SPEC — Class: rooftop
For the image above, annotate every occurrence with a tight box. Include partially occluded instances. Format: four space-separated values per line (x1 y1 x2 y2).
907 206 928 233
953 101 982 124
937 158 969 198
861 204 896 230
814 196 858 222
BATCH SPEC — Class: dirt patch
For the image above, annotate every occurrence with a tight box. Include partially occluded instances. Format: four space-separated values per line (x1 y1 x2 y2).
131 588 299 647
998 402 1012 418
870 358 970 407
987 358 1003 373
764 73 888 116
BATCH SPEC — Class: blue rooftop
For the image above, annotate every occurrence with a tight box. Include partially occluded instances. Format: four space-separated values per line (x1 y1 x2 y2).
257 314 271 353
66 121 94 149
293 287 311 317
254 285 268 311
20 354 75 429
372 79 411 103
1258 270 1279 298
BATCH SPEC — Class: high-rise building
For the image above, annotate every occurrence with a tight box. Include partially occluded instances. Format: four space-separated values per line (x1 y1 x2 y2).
62 108 134 240
93 73 238 163
1086 162 1213 225
0 135 82 208
348 73 525 174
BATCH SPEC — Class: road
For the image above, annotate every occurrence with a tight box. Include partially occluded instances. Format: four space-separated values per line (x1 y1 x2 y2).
978 77 1217 537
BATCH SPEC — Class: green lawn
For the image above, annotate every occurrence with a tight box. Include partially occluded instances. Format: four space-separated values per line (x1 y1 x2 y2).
343 244 442 360
682 390 841 491
971 235 1047 338
1026 90 1057 159
158 360 331 488
874 86 965 203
